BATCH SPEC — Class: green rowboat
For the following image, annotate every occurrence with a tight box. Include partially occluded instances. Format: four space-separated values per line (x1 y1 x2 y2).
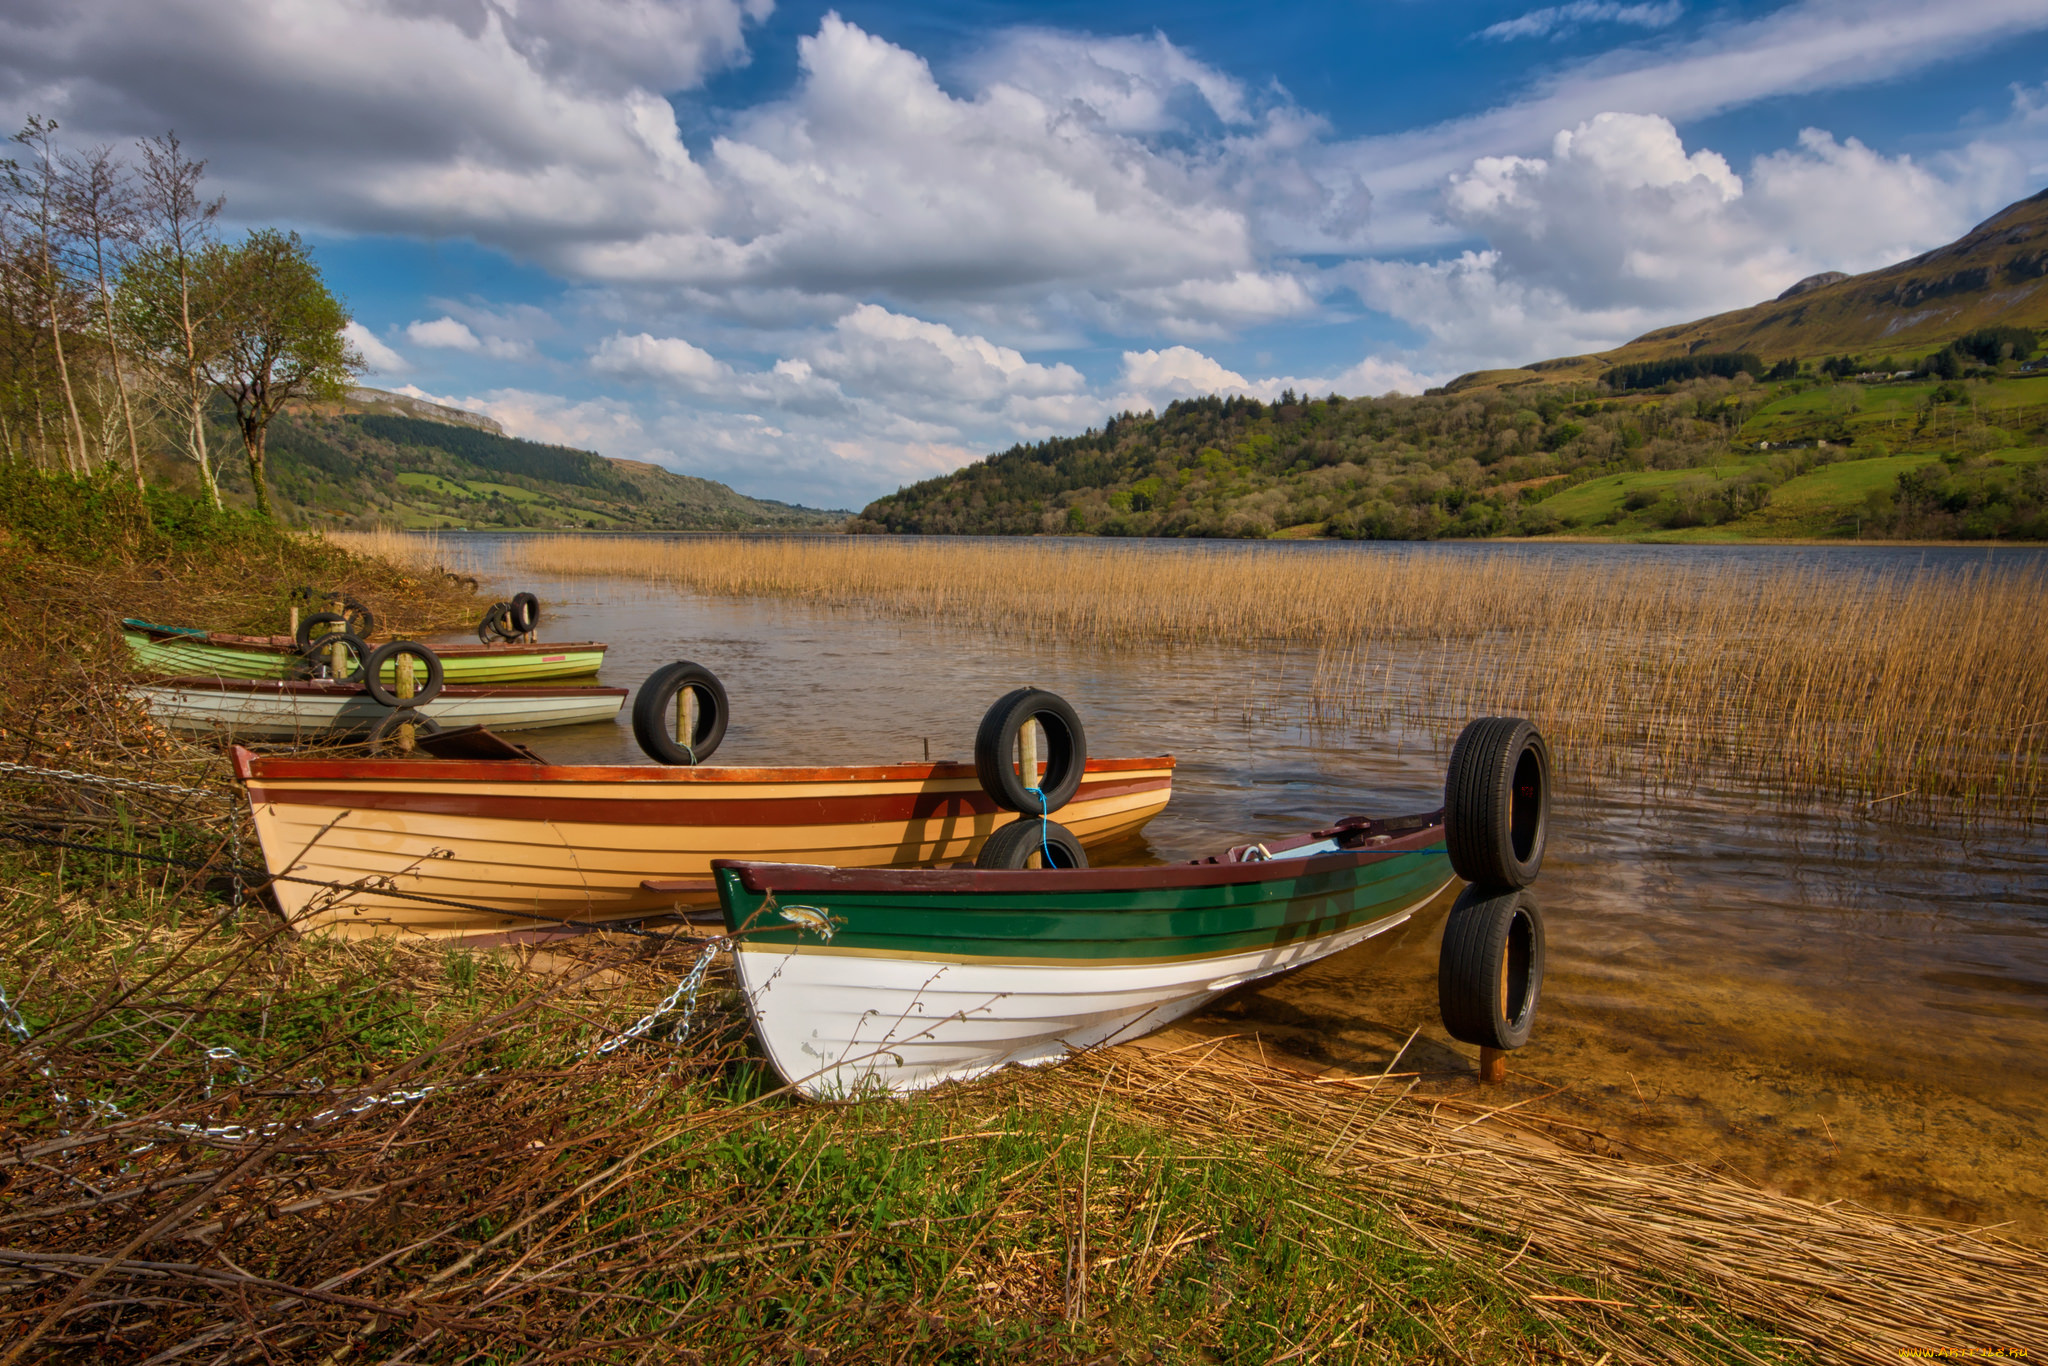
713 812 1455 1099
122 620 607 684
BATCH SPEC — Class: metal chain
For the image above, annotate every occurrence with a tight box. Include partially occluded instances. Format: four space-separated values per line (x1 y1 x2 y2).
0 760 221 804
595 937 727 1055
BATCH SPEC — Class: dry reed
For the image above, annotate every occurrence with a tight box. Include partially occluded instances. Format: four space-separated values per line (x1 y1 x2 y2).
510 535 2048 821
323 528 485 581
1059 1041 2048 1366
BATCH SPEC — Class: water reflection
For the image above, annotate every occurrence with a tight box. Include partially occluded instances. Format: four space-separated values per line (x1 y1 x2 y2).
421 549 2048 1235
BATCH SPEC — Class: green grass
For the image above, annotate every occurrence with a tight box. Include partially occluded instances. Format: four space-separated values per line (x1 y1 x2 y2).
396 470 474 499
1540 463 1753 527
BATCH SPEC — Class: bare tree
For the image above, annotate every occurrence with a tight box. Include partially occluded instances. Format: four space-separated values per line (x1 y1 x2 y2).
135 131 223 506
62 144 145 489
3 116 88 474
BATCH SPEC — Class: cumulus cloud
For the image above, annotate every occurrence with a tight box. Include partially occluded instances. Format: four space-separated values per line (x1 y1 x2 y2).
1353 113 1980 370
591 332 731 389
1332 0 2048 251
405 314 534 360
1478 2 1684 43
343 321 405 375
1116 345 1437 411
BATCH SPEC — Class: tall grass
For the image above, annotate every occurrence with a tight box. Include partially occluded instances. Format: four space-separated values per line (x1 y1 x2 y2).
323 528 485 580
509 536 2048 821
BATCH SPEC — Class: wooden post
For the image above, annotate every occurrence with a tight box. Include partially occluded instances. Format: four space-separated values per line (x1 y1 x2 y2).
397 652 416 754
1019 718 1040 868
1478 1047 1507 1086
678 685 698 760
288 605 298 640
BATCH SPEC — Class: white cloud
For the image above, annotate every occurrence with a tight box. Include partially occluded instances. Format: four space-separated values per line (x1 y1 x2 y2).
1116 345 1438 410
342 321 405 375
1478 3 1685 43
591 332 732 389
1353 113 1979 371
406 316 482 351
404 314 534 361
960 28 1254 133
1328 0 2048 252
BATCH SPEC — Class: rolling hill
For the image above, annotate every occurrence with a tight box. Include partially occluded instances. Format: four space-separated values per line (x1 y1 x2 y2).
852 189 2048 543
1456 188 2048 392
207 389 847 531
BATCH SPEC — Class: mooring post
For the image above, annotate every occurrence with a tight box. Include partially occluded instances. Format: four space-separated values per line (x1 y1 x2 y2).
1019 718 1040 868
288 605 298 640
397 653 416 754
679 685 697 758
1479 1047 1507 1086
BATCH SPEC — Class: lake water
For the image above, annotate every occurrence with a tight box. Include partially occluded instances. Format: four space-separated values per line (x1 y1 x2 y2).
423 536 2048 1235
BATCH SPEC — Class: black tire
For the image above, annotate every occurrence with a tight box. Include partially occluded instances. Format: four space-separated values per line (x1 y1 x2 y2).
339 597 376 639
973 688 1087 815
366 709 444 756
975 817 1088 870
295 631 371 682
362 641 446 708
508 592 541 634
632 661 729 765
1438 885 1546 1050
477 602 518 645
295 611 348 650
290 584 320 603
1444 716 1550 889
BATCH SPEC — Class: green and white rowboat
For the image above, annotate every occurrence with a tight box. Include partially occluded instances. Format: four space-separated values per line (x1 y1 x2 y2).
136 676 628 739
712 811 1453 1099
122 619 607 684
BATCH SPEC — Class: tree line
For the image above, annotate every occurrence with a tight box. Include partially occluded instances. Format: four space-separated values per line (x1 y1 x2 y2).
1 116 358 518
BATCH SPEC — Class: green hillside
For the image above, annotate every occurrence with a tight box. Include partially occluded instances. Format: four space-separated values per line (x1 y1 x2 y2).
1455 188 2048 393
197 393 847 531
856 188 2048 543
853 375 2048 543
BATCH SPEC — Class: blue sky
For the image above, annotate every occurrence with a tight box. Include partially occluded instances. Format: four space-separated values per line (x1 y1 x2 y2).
8 1 2048 508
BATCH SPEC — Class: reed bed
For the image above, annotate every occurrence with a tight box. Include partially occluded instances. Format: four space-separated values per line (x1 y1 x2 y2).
511 535 2048 822
324 527 486 582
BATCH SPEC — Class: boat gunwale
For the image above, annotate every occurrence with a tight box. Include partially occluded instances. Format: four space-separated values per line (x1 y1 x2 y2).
140 677 629 701
233 745 1176 787
125 622 607 660
715 814 1445 895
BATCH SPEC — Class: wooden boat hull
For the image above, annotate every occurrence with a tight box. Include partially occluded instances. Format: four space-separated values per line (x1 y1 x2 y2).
122 623 606 683
137 678 627 740
237 751 1175 941
714 821 1453 1099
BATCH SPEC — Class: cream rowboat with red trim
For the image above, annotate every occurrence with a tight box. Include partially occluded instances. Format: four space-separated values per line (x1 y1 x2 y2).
234 748 1174 941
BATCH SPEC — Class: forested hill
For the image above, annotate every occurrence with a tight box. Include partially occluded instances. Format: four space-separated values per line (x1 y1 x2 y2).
224 397 848 531
851 372 2048 542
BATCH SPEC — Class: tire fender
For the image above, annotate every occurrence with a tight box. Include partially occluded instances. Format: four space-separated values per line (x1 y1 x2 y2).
367 710 444 755
296 631 371 683
295 611 348 650
631 661 729 765
1443 716 1550 889
1438 885 1546 1050
974 817 1088 870
973 687 1087 815
363 641 446 708
508 592 541 635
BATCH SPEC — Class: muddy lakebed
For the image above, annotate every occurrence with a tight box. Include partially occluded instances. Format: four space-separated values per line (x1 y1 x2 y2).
411 537 2048 1236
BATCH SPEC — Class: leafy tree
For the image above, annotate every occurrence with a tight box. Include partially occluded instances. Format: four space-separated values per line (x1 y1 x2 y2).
200 229 357 519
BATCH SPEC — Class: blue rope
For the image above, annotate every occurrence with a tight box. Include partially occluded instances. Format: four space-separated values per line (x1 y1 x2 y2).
1026 785 1051 866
